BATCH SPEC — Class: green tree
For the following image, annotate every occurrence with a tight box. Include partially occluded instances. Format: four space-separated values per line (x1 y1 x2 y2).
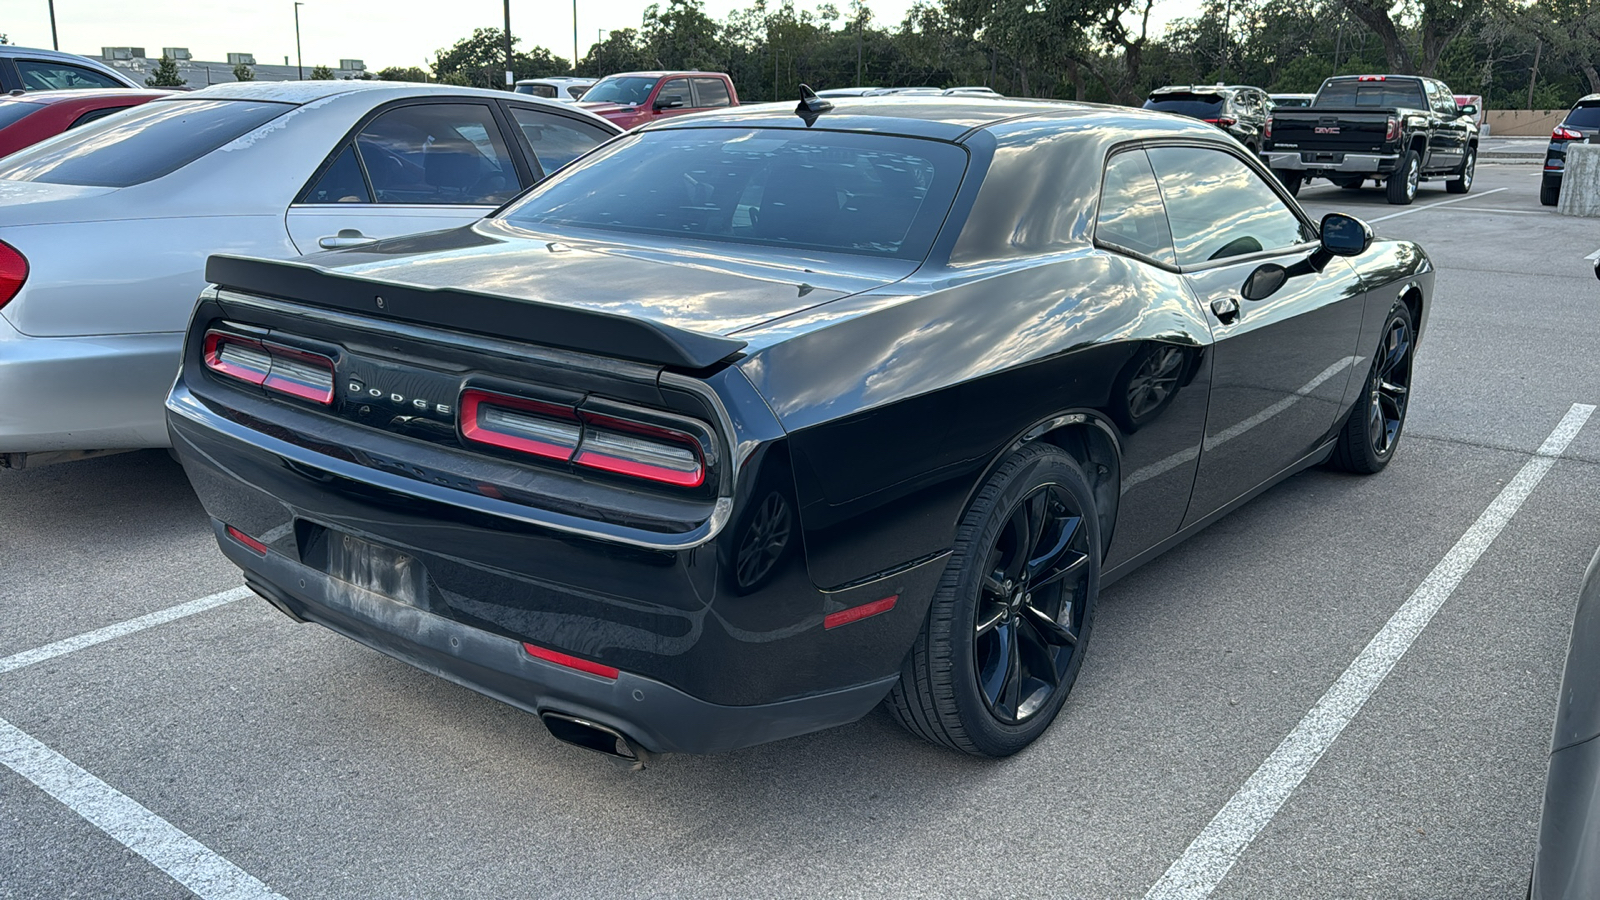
578 29 655 77
309 64 335 79
232 63 254 82
645 0 724 70
145 55 186 87
433 27 572 89
376 65 430 82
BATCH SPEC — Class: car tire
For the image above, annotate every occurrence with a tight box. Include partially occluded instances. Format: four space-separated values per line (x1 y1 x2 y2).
1274 170 1303 196
1541 178 1561 207
887 442 1099 757
1330 303 1415 474
1386 150 1420 205
1446 146 1475 194
1332 176 1365 190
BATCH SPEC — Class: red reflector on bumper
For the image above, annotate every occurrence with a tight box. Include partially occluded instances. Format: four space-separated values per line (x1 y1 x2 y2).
522 643 620 679
824 595 899 630
225 525 270 555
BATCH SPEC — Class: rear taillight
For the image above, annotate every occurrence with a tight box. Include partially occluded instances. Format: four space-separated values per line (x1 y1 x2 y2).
1264 116 1273 140
203 329 335 405
1385 116 1400 141
1202 117 1237 128
0 240 28 311
1358 75 1386 82
1554 126 1584 141
460 389 581 461
459 388 707 488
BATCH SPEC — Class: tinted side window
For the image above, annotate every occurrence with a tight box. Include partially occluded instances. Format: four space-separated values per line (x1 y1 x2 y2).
354 103 520 205
693 78 732 108
304 144 371 203
68 105 131 130
516 84 557 98
657 79 691 109
1146 146 1307 267
1096 149 1175 266
508 107 612 174
0 99 289 187
16 60 123 91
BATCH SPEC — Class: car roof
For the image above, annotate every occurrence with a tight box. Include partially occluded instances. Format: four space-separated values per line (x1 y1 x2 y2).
2 88 172 105
517 77 594 84
172 80 554 105
600 71 717 80
648 96 1219 143
1576 94 1600 106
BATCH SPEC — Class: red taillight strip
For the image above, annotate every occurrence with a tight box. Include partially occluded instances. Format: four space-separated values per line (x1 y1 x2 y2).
574 413 705 488
203 328 335 405
0 239 28 311
225 525 270 555
824 595 899 630
261 344 335 404
522 643 620 679
203 331 269 385
460 389 580 461
1554 126 1584 141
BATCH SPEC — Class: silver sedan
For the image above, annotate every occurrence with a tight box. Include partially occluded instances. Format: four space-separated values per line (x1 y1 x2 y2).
0 80 619 468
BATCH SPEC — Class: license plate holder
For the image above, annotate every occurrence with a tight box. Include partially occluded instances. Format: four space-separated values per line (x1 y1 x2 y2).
323 530 429 609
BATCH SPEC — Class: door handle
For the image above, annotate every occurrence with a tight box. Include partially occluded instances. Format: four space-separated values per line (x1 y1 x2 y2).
1211 297 1241 324
318 228 377 250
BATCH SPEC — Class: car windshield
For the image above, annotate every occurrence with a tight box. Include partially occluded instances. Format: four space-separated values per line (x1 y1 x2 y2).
1314 80 1427 109
1145 95 1225 118
0 98 291 187
1566 104 1600 128
581 76 658 106
500 128 968 260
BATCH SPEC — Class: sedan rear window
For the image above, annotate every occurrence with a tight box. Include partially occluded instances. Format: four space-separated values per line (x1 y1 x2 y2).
501 128 967 260
1145 94 1225 118
1566 103 1600 129
0 99 291 187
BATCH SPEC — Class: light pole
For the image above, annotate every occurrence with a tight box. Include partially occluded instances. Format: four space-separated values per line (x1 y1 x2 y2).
47 0 59 50
503 0 514 88
293 2 305 81
572 0 578 73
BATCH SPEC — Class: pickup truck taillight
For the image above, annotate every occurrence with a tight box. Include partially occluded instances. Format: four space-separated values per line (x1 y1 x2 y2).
0 240 27 311
460 388 707 488
1553 126 1584 141
1264 116 1273 140
1385 116 1400 141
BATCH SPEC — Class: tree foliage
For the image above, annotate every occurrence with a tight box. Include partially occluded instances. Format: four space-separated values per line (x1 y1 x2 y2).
309 64 335 80
232 63 254 82
377 65 430 83
415 0 1593 109
145 55 186 88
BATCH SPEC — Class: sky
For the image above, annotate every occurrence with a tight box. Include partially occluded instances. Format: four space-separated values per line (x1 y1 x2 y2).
2 0 1198 74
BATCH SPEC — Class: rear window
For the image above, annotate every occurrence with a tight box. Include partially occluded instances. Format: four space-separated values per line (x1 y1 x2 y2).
1314 80 1427 109
515 83 557 98
501 128 967 260
1566 103 1600 129
0 99 291 187
1144 95 1225 118
0 102 41 131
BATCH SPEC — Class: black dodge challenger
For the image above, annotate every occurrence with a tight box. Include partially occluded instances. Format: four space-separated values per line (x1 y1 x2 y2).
168 95 1431 761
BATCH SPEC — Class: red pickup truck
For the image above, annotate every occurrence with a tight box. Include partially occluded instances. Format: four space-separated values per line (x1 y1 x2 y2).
579 71 738 131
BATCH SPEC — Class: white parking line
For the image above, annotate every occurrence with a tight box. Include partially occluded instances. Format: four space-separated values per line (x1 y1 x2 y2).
1144 401 1595 900
0 716 285 899
1368 187 1507 223
0 586 251 676
1584 247 1600 262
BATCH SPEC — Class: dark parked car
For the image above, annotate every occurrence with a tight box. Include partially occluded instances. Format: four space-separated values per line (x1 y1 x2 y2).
0 46 138 92
1264 74 1478 204
1144 84 1272 154
1541 94 1600 206
168 96 1432 762
0 89 167 157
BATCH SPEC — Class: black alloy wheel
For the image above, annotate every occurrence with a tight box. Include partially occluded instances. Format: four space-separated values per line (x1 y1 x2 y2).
1446 146 1476 194
887 443 1100 757
971 484 1093 725
734 491 793 591
1386 150 1420 204
1331 303 1415 474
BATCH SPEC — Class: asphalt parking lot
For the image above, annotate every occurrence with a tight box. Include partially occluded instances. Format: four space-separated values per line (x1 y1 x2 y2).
3 161 1597 900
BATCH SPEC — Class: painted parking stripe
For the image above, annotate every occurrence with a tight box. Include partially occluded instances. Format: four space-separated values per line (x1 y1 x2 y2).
0 586 251 676
1369 187 1507 223
1584 248 1600 262
0 716 285 899
1144 401 1595 900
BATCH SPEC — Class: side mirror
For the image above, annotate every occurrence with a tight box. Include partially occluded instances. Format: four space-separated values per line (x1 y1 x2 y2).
1320 213 1372 257
1460 103 1478 117
1241 264 1289 301
653 96 685 110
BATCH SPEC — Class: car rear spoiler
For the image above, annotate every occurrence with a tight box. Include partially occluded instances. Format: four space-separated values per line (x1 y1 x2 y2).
204 254 748 370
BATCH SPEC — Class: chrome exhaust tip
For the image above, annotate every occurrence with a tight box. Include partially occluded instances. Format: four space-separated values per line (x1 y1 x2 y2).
540 712 656 769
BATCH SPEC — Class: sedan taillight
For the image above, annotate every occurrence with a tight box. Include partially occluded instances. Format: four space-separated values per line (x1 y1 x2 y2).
0 240 28 311
1553 126 1584 141
203 329 336 405
459 388 707 488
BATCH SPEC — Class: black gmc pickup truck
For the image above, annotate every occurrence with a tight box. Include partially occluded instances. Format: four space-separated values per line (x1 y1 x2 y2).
1263 74 1479 205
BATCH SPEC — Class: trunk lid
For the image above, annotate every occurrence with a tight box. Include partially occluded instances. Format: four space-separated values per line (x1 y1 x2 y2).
1269 109 1393 153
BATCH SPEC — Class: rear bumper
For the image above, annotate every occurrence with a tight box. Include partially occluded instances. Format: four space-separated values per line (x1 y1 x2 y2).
223 519 899 755
0 315 180 452
1265 151 1398 174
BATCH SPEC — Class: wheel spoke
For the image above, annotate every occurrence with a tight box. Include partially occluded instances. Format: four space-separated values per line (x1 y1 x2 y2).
1023 602 1077 647
1379 380 1407 396
1000 625 1022 717
975 606 1006 637
1001 502 1034 582
1025 513 1080 582
1031 550 1089 590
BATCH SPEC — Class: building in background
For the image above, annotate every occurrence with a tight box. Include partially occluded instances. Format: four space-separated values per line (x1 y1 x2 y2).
91 47 369 86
